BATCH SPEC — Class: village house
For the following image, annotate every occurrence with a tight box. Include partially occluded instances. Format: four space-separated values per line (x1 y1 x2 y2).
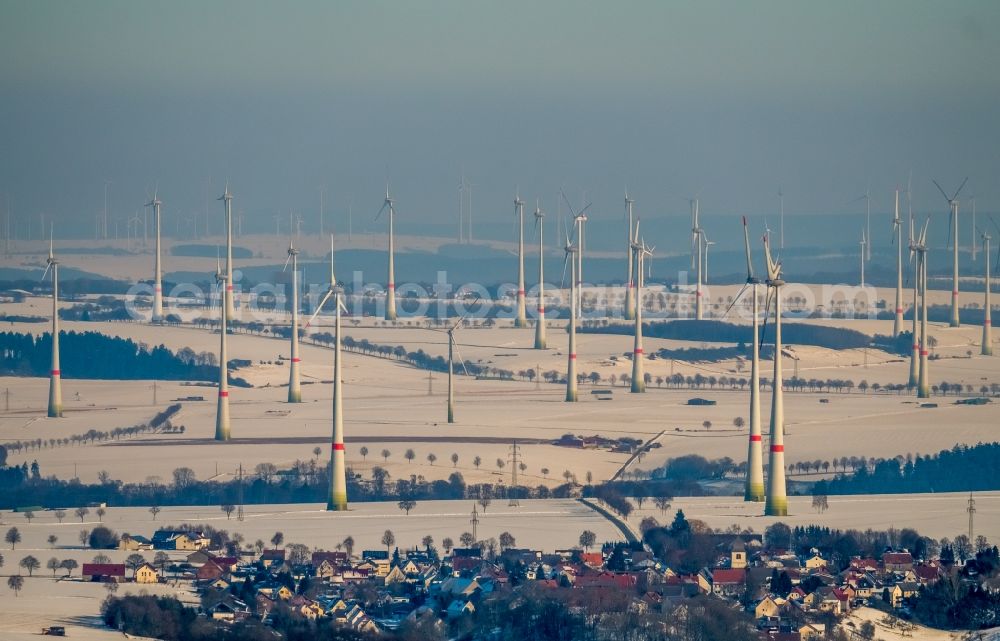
883 551 914 573
118 534 154 551
82 563 126 582
134 562 160 584
152 529 210 551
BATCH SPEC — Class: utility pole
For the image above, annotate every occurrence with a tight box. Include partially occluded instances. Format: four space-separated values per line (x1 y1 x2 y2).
4 387 9 412
427 371 433 396
470 503 480 542
237 463 245 522
968 492 976 542
152 380 157 406
508 441 521 507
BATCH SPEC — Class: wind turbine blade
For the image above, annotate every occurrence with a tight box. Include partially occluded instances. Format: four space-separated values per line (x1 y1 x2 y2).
375 202 388 221
559 189 577 218
40 263 51 282
560 253 570 290
305 290 334 328
454 342 472 378
742 216 754 280
932 179 950 203
282 251 292 272
954 176 969 200
722 283 750 318
947 210 954 250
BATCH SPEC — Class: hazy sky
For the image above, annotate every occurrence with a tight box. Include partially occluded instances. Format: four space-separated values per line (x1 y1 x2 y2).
2 0 998 238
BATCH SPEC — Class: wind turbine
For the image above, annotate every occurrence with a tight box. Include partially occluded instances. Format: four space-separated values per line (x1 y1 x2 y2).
534 203 547 350
145 189 164 322
630 224 652 394
981 224 994 356
624 193 636 321
561 191 591 316
218 185 236 319
457 174 465 243
913 219 931 398
562 227 579 402
376 187 397 321
214 253 231 441
514 192 527 328
892 188 904 337
306 235 349 510
907 214 920 387
690 198 705 320
933 177 969 327
859 229 867 288
284 240 302 403
722 217 764 502
704 237 716 284
763 233 787 516
445 318 471 423
41 231 62 417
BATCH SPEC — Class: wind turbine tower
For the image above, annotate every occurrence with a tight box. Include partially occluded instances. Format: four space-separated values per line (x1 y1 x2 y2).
446 319 464 423
727 217 764 502
534 204 547 350
914 221 931 398
691 199 705 320
564 231 579 402
630 229 652 394
624 193 636 320
219 186 236 319
146 191 164 322
285 241 302 403
514 193 527 328
908 217 919 387
306 235 348 510
377 187 397 321
892 188 904 337
763 236 787 516
934 178 969 327
982 230 992 356
215 257 231 441
859 229 866 287
44 234 62 417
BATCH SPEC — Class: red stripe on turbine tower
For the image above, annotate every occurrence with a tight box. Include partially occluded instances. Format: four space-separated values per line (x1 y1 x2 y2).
226 285 233 291
537 307 545 313
569 354 577 360
219 391 229 397
388 283 395 289
291 358 301 362
750 435 762 442
333 443 345 451
51 369 60 375
770 445 784 452
634 348 643 354
518 289 525 295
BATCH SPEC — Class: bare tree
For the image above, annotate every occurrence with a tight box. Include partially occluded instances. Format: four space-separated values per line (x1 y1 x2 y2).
6 527 21 549
381 529 395 553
